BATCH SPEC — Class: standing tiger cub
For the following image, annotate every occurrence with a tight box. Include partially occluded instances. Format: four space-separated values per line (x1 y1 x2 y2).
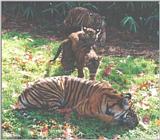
13 76 138 129
49 27 101 80
62 7 106 48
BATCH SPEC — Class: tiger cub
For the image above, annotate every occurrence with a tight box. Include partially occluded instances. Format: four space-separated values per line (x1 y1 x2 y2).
62 7 106 47
13 76 138 129
49 27 101 80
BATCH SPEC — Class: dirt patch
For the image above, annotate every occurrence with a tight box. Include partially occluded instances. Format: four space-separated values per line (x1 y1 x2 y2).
98 27 159 61
2 15 159 61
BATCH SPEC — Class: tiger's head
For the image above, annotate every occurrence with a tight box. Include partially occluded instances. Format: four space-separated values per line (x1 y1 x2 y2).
84 48 102 80
80 26 102 46
89 12 105 29
101 92 138 129
119 108 139 129
101 93 132 118
88 91 138 129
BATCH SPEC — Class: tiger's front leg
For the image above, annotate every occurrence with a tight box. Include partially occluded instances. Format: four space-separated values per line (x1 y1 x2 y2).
56 108 72 114
74 99 115 124
57 108 73 121
93 113 117 125
77 66 84 78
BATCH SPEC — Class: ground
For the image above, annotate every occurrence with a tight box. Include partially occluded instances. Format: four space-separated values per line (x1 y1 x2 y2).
2 16 160 139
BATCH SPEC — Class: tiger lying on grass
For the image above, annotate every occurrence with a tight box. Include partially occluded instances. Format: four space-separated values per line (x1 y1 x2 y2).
49 27 101 80
13 76 138 129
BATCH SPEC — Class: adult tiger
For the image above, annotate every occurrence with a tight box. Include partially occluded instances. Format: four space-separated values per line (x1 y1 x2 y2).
13 76 138 129
49 27 101 80
62 7 106 48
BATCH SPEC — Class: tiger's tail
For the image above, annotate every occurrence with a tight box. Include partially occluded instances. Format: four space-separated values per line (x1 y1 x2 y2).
50 44 63 62
45 40 66 77
10 100 37 122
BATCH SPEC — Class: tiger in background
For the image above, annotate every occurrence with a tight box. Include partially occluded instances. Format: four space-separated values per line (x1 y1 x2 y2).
12 76 138 129
49 27 101 80
62 7 106 48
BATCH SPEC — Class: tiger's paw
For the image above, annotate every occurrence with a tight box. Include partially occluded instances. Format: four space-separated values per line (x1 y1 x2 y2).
57 108 72 114
64 113 72 122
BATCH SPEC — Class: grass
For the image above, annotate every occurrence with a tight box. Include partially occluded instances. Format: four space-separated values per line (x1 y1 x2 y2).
2 31 160 139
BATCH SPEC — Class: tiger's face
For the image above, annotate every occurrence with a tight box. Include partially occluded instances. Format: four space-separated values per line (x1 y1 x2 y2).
119 108 139 129
101 93 132 118
89 12 105 29
81 27 102 45
100 93 138 128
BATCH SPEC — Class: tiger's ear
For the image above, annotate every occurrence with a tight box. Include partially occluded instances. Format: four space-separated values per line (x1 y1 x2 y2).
122 93 132 109
89 12 93 16
102 16 105 20
123 93 132 100
81 26 87 32
98 56 102 61
83 27 87 32
81 26 84 31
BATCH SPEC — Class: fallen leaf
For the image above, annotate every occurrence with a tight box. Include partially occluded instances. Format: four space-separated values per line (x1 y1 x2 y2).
98 136 108 140
40 124 49 138
103 64 114 77
2 81 8 89
2 122 12 130
27 38 33 42
115 70 123 75
142 115 150 124
139 81 153 90
149 86 158 96
24 52 32 61
13 36 18 40
112 134 121 140
63 128 72 138
36 121 45 126
128 84 139 94
12 92 19 98
63 123 74 139
155 119 160 126
29 128 37 137
139 100 150 110
137 72 145 77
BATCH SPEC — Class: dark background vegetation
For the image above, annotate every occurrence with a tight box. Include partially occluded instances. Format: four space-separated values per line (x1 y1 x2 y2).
2 1 159 41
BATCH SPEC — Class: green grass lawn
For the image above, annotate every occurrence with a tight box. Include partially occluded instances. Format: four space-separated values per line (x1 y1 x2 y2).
2 31 160 139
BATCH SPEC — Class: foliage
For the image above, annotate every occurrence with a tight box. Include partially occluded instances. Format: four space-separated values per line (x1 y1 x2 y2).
121 16 138 32
101 2 159 36
2 31 159 139
2 2 159 38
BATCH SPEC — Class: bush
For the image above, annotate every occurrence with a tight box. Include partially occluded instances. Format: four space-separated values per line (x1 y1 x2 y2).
2 2 159 39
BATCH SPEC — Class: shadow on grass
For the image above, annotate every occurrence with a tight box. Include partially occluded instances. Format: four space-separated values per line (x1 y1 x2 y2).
10 110 128 139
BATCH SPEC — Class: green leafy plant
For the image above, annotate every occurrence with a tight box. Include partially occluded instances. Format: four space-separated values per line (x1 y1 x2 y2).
23 6 34 19
121 16 138 32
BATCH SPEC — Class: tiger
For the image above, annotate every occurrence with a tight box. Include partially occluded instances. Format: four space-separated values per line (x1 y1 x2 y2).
12 76 138 129
49 27 101 80
61 7 107 48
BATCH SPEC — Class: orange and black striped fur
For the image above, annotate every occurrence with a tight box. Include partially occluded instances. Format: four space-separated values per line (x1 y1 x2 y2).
50 27 101 80
62 7 106 47
13 76 138 129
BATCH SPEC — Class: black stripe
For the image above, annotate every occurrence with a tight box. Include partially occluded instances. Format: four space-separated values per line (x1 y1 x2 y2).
71 80 81 106
81 81 90 98
76 81 86 100
65 78 74 106
98 102 101 113
29 90 43 106
19 95 31 108
24 93 38 108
